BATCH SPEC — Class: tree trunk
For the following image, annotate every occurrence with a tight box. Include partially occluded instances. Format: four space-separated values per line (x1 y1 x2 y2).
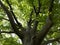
21 30 41 45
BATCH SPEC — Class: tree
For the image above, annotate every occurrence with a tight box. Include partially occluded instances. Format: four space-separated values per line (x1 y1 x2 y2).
0 0 60 45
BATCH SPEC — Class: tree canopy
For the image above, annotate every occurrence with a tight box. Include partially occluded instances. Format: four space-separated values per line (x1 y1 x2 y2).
0 0 60 45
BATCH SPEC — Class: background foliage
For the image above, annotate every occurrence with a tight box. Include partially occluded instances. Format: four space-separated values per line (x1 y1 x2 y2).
0 0 60 45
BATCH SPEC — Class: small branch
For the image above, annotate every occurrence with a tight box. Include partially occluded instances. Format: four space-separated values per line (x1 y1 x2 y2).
28 10 33 25
32 0 41 15
0 30 14 33
32 3 37 15
2 18 9 21
48 30 60 34
49 0 54 12
32 0 41 35
42 37 60 45
0 17 9 21
37 0 41 14
27 10 33 30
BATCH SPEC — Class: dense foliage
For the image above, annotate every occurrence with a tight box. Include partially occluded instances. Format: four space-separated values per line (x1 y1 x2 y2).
0 0 60 45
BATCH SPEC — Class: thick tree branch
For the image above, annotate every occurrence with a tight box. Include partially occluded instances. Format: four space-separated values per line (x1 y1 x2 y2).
33 0 54 45
0 1 24 39
6 0 25 31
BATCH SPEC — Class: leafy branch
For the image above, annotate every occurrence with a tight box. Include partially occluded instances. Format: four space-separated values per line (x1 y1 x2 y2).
6 0 25 30
32 0 41 35
0 0 24 39
32 0 54 45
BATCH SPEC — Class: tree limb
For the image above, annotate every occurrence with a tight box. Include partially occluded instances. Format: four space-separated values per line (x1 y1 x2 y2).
33 0 54 45
0 17 9 21
0 30 14 33
0 1 24 39
27 10 33 30
32 3 37 15
32 0 41 35
6 0 25 30
37 0 41 14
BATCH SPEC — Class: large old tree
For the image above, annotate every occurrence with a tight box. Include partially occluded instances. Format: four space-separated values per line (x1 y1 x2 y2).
0 0 60 45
